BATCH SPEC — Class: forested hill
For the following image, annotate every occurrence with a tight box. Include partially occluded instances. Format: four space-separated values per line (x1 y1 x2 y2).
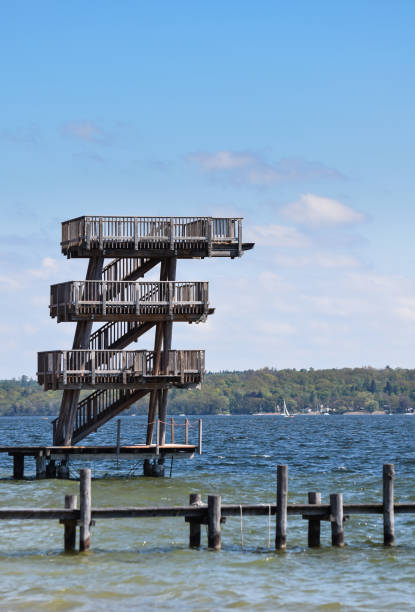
1 367 415 416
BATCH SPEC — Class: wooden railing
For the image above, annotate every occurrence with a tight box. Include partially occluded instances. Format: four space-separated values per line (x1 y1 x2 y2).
50 281 209 319
37 349 205 389
61 216 243 252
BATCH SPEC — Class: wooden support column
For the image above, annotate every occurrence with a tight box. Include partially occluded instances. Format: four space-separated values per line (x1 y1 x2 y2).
207 495 221 550
383 463 395 546
55 256 104 446
146 321 164 445
307 492 321 547
36 453 46 480
188 493 202 548
275 464 288 550
330 493 344 547
79 468 92 551
63 494 77 552
159 257 177 445
13 454 24 480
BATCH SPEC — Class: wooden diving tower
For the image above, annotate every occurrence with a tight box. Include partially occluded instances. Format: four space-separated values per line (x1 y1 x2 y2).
13 216 253 478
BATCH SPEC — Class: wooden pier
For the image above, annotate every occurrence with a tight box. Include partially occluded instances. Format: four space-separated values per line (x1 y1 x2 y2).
32 215 253 473
0 464 409 553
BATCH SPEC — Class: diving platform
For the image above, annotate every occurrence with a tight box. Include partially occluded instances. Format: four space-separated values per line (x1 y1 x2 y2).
37 349 205 390
61 216 254 258
50 280 213 323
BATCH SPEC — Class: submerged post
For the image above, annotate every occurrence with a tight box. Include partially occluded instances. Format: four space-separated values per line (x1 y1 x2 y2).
79 468 92 551
188 493 202 548
63 494 77 552
307 492 321 547
198 419 202 454
185 418 189 445
275 464 288 550
13 455 24 480
330 493 344 547
170 417 175 444
383 463 395 546
207 495 221 550
116 419 121 467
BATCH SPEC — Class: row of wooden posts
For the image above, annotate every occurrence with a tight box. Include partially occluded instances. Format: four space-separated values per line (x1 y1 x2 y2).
0 464 404 552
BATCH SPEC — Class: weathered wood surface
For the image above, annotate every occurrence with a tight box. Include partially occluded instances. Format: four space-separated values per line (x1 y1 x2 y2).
188 493 202 548
208 495 221 550
50 280 212 323
383 463 395 546
79 468 91 551
61 216 253 259
307 492 321 547
63 495 77 552
275 464 288 550
37 349 205 390
3 444 197 457
330 493 344 547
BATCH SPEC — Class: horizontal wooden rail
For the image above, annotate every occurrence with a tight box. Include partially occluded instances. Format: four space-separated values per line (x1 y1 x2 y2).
1 465 407 553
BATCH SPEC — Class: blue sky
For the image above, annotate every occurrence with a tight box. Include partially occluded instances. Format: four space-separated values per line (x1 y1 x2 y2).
1 1 415 377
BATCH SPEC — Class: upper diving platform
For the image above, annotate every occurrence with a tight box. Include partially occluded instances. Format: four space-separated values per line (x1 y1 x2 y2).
61 216 254 259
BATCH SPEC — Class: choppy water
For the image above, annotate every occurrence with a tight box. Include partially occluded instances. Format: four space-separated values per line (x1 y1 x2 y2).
0 415 415 611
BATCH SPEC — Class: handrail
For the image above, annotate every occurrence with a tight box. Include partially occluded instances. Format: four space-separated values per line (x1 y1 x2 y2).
61 216 242 249
37 349 205 387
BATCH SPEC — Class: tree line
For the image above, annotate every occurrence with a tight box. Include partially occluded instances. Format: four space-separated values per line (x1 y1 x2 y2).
1 367 415 416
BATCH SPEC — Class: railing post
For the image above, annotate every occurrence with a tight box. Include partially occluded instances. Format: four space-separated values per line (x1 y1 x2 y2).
207 495 221 550
275 464 288 550
238 218 242 256
170 216 174 251
91 351 95 385
79 468 92 552
135 282 140 315
102 282 107 316
63 494 77 553
185 418 189 444
99 218 103 249
383 463 395 546
188 493 202 548
307 492 321 547
207 218 213 256
85 219 91 250
134 217 139 250
330 493 344 547
63 351 67 386
198 419 202 454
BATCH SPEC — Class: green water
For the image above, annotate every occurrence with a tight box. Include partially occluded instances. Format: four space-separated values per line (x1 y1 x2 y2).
1 415 415 610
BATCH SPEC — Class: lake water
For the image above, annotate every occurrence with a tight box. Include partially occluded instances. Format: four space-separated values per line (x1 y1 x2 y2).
0 415 415 611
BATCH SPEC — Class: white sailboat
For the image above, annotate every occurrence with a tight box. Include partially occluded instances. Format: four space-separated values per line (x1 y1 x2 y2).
283 399 292 418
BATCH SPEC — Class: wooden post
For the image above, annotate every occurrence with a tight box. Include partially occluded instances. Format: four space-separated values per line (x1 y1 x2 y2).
330 493 344 547
13 455 24 480
36 453 46 480
185 418 189 444
307 492 321 547
64 494 77 553
383 463 395 546
207 495 221 550
198 419 202 454
189 493 202 548
275 464 288 550
116 419 121 467
79 468 92 552
156 418 160 456
170 417 175 444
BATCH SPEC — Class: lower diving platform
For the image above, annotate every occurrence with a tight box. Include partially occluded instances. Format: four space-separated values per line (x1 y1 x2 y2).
1 443 199 479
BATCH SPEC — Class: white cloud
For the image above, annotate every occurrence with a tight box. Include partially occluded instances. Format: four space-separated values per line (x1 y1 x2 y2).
283 194 364 226
187 151 344 186
61 121 105 143
28 257 59 279
248 224 309 247
0 275 21 290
